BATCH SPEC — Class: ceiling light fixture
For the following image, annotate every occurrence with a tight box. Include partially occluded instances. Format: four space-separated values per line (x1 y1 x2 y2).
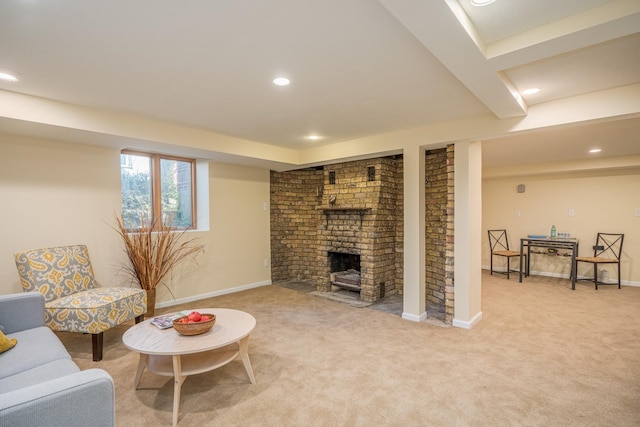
522 88 540 95
589 149 602 153
305 135 322 141
0 72 18 82
471 0 496 6
273 77 290 86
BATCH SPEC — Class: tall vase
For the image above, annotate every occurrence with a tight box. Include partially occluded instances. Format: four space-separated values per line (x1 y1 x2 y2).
145 288 156 317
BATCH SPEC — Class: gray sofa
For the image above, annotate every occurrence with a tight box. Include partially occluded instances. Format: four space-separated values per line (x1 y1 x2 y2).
0 293 115 427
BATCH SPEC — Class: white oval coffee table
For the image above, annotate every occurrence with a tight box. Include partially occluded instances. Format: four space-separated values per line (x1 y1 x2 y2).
122 308 256 426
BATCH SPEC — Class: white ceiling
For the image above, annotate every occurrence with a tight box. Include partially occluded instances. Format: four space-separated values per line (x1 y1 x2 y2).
459 0 615 44
0 0 639 169
482 116 640 169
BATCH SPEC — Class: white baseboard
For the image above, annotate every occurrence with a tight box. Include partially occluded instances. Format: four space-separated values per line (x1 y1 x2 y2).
402 311 427 322
453 311 483 329
155 280 272 310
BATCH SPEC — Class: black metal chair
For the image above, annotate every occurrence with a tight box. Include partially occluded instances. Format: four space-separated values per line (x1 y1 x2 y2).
488 229 523 280
575 233 624 290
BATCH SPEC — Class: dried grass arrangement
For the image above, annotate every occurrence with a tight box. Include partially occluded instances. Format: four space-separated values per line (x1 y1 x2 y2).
113 214 205 315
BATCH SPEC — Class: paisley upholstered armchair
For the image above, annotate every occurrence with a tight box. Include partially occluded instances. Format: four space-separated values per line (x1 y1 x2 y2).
14 245 147 361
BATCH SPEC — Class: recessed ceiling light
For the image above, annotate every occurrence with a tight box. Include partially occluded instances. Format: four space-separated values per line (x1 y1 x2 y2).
273 77 290 86
522 88 540 95
0 72 18 82
589 149 602 153
471 0 496 6
305 135 322 141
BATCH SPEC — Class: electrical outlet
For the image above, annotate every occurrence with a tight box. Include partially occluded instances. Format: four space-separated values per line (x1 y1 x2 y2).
635 208 640 217
515 210 521 217
263 202 269 211
568 209 575 217
264 258 269 267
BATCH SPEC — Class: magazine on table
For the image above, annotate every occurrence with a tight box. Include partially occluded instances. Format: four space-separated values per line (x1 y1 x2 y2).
150 310 190 329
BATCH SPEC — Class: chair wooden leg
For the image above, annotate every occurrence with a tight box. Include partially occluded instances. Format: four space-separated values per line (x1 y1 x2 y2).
92 332 104 362
135 314 144 324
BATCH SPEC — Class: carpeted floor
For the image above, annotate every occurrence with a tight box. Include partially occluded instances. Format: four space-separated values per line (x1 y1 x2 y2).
59 271 640 426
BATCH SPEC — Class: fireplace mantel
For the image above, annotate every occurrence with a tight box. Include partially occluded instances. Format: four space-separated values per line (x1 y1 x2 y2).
316 207 371 213
317 206 371 227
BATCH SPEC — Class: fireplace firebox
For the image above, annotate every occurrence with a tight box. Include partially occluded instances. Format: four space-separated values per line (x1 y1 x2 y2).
328 252 361 291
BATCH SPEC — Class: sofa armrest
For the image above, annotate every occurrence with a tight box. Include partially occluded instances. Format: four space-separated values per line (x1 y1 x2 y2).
0 368 115 427
0 293 45 334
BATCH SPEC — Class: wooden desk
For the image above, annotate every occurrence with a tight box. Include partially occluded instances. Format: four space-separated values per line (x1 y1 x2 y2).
519 237 580 289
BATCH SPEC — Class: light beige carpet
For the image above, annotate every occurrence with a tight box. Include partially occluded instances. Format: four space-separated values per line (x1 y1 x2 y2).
60 271 640 426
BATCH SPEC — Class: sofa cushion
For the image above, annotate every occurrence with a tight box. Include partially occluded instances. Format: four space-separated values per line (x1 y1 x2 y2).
0 359 80 394
0 330 17 354
0 327 70 380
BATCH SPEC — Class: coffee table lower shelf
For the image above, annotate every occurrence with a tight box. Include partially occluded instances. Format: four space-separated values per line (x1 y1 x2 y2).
142 343 238 378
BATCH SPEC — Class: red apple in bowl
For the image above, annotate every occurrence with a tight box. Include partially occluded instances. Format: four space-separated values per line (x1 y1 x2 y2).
187 311 202 322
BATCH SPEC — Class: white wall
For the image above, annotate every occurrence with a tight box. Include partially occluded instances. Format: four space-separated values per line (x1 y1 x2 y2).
483 168 640 285
453 141 483 328
0 134 272 305
0 134 123 291
155 163 272 304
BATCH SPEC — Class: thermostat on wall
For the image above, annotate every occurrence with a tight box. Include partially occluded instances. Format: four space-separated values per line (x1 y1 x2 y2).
517 184 525 193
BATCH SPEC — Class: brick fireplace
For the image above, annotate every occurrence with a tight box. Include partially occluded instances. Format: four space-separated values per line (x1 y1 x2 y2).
314 157 399 302
270 148 455 321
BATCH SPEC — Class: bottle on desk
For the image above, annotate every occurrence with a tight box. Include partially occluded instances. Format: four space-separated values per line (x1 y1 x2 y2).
550 225 557 238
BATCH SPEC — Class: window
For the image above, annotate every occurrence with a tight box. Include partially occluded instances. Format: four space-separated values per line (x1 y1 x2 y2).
120 151 196 229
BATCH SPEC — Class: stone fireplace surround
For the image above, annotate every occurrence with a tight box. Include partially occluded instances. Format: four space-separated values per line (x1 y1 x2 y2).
314 158 399 302
270 148 454 321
